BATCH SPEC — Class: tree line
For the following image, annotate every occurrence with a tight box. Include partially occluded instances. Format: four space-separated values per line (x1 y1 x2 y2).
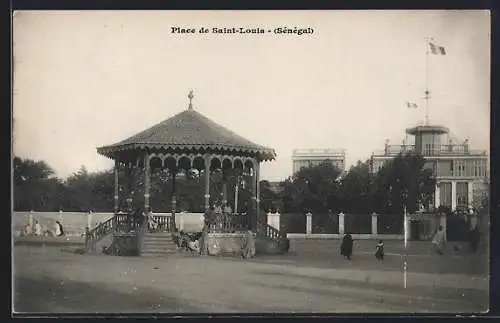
14 154 436 215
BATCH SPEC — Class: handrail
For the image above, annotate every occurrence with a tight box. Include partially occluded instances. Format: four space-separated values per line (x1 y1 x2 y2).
147 214 175 233
208 213 249 233
256 219 286 241
84 213 143 252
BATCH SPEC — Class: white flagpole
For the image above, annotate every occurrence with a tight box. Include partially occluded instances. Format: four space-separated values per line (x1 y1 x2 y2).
424 37 431 126
403 205 408 289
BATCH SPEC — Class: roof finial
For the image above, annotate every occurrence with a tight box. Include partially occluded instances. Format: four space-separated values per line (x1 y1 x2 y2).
188 90 194 111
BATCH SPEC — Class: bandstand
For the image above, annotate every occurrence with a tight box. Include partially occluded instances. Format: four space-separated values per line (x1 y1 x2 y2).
87 91 284 256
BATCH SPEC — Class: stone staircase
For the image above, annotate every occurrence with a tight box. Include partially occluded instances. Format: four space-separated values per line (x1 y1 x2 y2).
140 231 178 257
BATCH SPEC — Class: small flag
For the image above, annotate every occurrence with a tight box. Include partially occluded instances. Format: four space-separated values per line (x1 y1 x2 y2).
406 102 418 109
429 42 446 55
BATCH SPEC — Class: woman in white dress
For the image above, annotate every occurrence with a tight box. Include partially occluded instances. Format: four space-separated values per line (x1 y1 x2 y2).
34 221 42 236
432 226 445 255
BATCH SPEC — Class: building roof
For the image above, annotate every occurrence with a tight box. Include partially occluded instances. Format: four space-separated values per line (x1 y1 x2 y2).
405 125 449 135
97 107 276 161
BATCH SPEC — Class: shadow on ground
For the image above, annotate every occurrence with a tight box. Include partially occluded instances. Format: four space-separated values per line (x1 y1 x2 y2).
249 269 489 313
14 275 203 313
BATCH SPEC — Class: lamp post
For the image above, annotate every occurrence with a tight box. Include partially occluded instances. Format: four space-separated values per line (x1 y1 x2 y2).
402 188 409 289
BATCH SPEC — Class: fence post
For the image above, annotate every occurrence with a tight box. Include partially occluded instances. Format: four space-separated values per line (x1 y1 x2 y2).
371 212 378 236
179 213 184 231
266 212 281 231
87 211 93 230
28 210 34 230
338 211 345 236
275 211 281 231
306 211 312 235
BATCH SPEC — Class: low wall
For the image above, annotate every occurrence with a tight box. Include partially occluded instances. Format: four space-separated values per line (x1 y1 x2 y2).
286 233 404 240
206 233 245 256
12 211 114 237
12 211 206 237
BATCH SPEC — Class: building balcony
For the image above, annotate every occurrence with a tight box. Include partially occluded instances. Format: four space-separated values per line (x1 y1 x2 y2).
372 144 488 157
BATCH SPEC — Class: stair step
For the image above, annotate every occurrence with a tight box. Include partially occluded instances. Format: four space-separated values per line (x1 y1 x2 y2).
141 251 178 257
143 234 174 237
142 242 177 247
143 238 174 242
142 239 176 243
142 242 177 246
142 248 177 253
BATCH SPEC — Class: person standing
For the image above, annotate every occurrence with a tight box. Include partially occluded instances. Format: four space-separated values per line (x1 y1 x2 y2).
241 229 256 259
55 221 64 237
340 233 353 260
199 220 209 256
432 226 446 255
375 239 384 260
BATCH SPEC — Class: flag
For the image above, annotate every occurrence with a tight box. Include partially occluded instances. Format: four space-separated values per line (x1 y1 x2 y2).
406 102 418 109
429 42 446 55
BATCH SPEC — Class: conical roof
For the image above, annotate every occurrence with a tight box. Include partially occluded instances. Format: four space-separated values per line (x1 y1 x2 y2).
97 108 276 161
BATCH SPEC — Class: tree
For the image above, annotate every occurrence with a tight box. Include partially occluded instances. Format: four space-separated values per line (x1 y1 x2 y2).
338 160 373 213
259 180 278 213
371 153 435 214
281 161 342 214
13 156 65 211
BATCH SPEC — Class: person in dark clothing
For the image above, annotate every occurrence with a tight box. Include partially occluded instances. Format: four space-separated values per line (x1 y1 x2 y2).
340 233 354 260
55 221 64 237
375 240 384 260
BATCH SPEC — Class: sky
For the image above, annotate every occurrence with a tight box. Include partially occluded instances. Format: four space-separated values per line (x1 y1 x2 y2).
13 10 490 182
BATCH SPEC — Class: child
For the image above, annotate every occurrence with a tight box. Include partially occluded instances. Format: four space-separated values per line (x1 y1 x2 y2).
375 240 384 260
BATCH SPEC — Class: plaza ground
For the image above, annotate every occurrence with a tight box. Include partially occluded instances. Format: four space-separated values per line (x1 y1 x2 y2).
13 239 489 314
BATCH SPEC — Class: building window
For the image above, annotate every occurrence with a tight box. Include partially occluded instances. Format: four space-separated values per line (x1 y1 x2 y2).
453 160 466 177
456 182 469 206
439 182 452 208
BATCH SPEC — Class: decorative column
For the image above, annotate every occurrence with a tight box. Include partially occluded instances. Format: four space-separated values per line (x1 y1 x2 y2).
204 156 210 212
143 155 151 213
371 212 378 236
434 183 440 210
468 181 474 209
451 181 457 211
306 211 312 235
338 211 345 236
234 176 240 214
126 163 133 213
256 161 261 223
171 167 177 217
251 162 257 230
267 211 280 231
114 159 120 214
222 170 228 208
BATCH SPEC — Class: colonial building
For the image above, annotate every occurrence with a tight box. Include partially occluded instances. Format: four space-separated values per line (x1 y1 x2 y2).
370 124 489 212
292 149 346 174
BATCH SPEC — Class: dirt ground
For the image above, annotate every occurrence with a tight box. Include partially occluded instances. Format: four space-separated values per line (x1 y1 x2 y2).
12 242 489 314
